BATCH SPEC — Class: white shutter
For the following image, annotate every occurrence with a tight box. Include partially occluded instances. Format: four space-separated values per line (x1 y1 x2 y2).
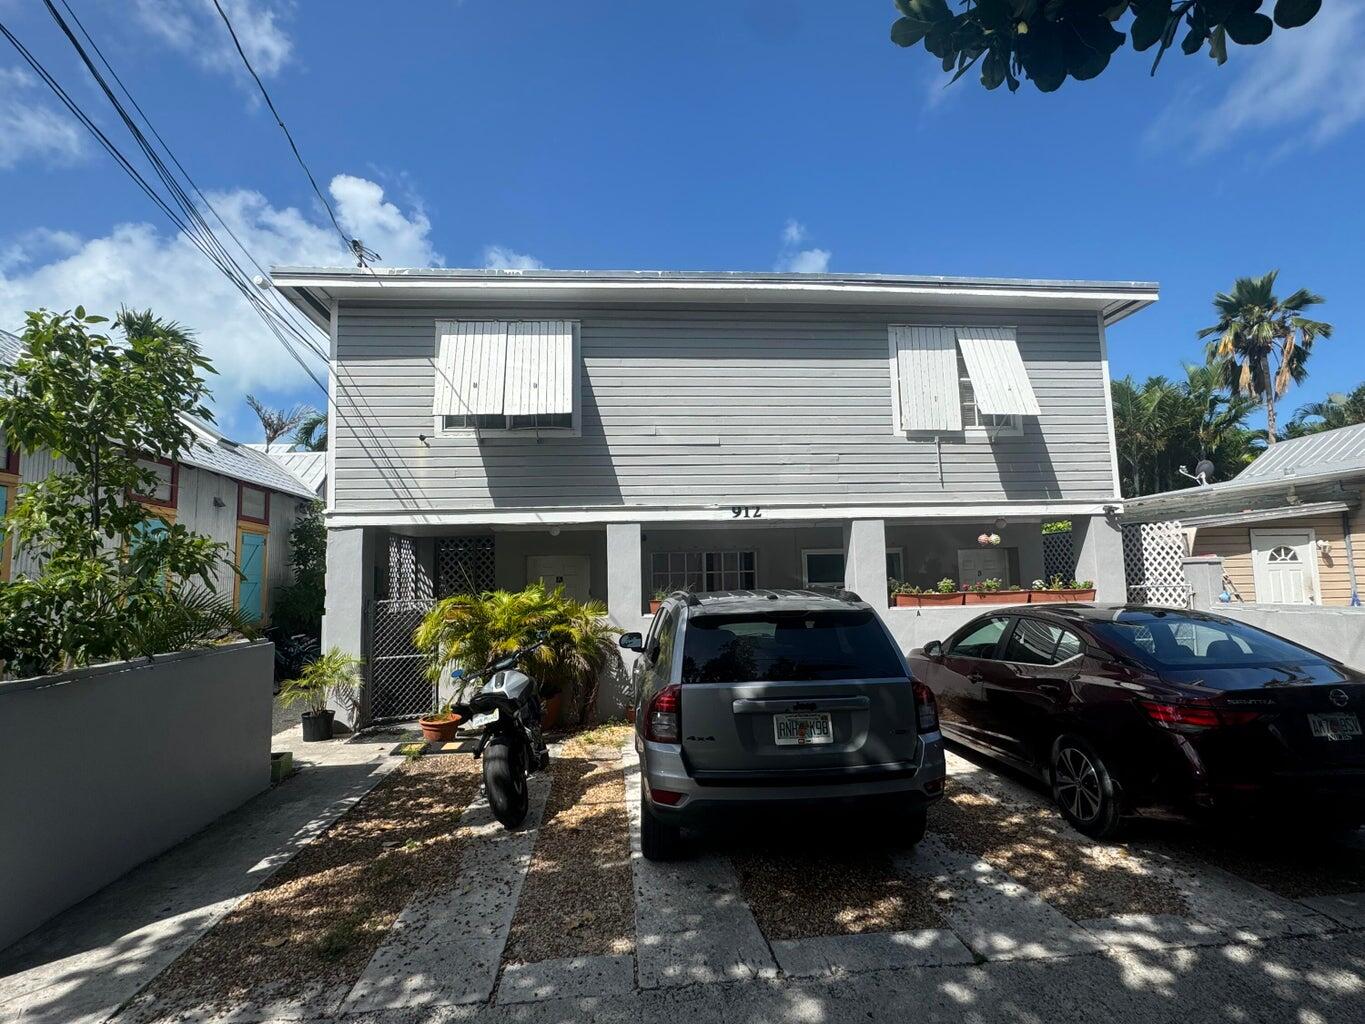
956 327 1041 417
434 321 508 416
504 321 575 416
891 326 961 432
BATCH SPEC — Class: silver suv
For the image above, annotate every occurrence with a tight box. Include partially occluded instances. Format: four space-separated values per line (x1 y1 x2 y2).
622 589 946 860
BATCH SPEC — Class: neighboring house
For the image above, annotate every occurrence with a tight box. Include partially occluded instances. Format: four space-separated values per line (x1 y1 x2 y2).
271 267 1157 724
249 444 327 497
0 329 318 623
1123 423 1365 606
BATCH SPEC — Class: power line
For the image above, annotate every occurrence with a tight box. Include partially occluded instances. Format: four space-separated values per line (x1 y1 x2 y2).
209 0 358 260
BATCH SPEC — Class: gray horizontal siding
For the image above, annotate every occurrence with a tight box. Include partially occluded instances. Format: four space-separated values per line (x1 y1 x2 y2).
332 303 1117 512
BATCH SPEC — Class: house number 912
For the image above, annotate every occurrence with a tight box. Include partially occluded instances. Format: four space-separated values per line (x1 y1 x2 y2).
731 506 762 519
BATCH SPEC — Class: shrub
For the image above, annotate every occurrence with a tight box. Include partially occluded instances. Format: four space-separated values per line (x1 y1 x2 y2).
271 499 324 638
413 582 620 726
277 647 362 717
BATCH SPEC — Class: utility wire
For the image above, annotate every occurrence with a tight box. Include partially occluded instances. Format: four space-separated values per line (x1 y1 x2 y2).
209 0 350 254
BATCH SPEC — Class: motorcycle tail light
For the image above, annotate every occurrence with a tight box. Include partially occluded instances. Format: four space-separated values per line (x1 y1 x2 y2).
646 684 682 744
912 680 939 734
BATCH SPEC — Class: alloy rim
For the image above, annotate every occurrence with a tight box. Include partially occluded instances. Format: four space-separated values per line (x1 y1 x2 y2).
1054 746 1102 822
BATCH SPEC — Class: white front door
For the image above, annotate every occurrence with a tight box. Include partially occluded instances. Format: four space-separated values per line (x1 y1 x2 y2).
1251 530 1318 605
958 547 1009 587
527 555 591 603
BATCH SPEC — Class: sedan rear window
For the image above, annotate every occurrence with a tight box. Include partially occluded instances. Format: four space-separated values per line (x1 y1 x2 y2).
680 610 905 683
1090 616 1326 673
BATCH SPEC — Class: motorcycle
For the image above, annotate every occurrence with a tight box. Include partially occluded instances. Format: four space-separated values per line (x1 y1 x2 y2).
447 634 552 829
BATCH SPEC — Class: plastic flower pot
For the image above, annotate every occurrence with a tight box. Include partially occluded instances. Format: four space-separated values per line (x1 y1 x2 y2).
270 751 294 783
1067 588 1097 601
891 593 918 607
966 590 1026 605
418 714 462 743
1029 591 1073 603
300 709 335 742
917 592 965 606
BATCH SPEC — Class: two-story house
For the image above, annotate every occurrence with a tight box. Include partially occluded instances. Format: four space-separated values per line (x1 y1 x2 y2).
272 268 1156 726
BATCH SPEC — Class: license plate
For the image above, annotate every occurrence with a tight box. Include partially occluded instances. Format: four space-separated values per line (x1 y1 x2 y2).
774 712 833 746
470 711 497 729
1308 712 1362 741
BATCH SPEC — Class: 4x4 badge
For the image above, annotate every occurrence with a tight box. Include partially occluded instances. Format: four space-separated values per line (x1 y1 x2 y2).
1329 689 1350 708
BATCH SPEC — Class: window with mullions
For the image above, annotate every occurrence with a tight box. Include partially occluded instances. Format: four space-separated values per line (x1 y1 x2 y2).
957 351 1021 433
651 550 757 595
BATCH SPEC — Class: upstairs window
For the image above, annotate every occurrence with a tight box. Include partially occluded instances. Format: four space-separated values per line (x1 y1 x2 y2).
434 320 579 435
889 326 1037 437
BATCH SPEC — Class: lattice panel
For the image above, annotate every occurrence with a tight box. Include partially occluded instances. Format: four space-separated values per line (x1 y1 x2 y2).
386 536 433 602
368 598 436 721
1042 530 1075 583
436 536 496 598
1122 521 1190 608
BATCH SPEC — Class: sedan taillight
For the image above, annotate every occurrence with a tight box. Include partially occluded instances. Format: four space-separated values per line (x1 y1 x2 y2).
1138 699 1262 732
646 684 682 743
912 680 939 734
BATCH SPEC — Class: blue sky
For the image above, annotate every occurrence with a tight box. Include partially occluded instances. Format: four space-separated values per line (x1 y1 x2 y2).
2 0 1362 441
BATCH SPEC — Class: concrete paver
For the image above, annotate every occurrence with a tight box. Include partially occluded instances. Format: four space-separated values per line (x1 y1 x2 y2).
770 928 974 979
495 955 635 1005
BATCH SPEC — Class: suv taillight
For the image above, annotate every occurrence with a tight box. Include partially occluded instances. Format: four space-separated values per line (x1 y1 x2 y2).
646 684 681 743
912 680 938 734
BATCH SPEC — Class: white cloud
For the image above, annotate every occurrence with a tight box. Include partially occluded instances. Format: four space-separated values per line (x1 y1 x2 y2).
482 246 544 271
0 175 438 430
774 220 831 273
1150 0 1365 157
776 248 832 274
133 0 294 79
0 67 85 170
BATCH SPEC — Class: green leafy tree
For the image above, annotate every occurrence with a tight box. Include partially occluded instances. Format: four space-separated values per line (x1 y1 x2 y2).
0 308 239 676
1199 270 1332 444
290 410 327 451
890 0 1321 93
1285 384 1365 438
1112 361 1261 496
271 499 325 637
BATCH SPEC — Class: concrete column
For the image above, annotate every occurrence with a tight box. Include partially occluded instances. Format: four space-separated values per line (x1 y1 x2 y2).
843 519 888 610
1073 514 1126 604
606 522 643 627
322 526 374 730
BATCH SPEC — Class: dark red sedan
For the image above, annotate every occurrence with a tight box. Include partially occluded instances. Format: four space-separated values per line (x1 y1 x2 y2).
908 605 1365 838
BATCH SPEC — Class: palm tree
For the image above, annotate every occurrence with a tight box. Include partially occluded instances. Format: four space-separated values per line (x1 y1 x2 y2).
291 410 327 451
1198 271 1332 444
1286 383 1365 438
245 394 309 446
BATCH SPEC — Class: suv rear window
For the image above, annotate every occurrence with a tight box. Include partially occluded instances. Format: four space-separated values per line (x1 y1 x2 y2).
680 609 905 683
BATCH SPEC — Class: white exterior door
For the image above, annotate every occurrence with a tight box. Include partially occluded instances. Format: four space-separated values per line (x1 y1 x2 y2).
527 555 591 603
958 547 1009 587
1251 530 1318 605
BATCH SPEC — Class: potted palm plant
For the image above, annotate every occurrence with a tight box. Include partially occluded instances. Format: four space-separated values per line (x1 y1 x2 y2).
277 648 362 742
419 698 462 743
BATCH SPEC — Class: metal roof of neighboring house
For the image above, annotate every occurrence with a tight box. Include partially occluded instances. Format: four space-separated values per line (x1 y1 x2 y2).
1122 422 1365 523
1 330 316 498
271 266 1160 331
246 445 326 495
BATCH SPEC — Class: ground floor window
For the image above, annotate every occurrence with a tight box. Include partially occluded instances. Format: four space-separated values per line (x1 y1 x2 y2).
801 548 904 588
652 550 756 594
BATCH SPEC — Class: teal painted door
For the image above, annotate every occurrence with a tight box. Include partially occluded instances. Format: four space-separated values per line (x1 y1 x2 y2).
238 532 267 622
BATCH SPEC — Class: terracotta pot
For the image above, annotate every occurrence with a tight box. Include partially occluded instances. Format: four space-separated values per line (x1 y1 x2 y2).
966 590 1027 605
916 592 965 606
649 600 662 614
541 692 563 730
625 705 637 724
1067 589 1097 601
418 714 461 743
891 593 918 607
1028 590 1073 603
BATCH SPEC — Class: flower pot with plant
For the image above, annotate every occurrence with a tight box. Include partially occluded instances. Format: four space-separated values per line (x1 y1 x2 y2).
277 648 363 743
1065 579 1097 601
965 579 1025 605
419 700 462 743
890 581 920 607
917 577 965 606
649 589 667 614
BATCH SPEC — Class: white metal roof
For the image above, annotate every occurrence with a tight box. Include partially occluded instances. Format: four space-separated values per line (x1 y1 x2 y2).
1236 422 1365 483
258 449 326 495
0 329 22 367
272 267 1159 330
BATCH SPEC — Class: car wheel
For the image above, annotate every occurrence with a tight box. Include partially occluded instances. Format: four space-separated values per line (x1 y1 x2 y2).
889 803 928 849
640 778 683 861
1050 734 1123 839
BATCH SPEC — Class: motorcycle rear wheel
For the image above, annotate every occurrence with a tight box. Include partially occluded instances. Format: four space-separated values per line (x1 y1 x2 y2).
483 734 530 828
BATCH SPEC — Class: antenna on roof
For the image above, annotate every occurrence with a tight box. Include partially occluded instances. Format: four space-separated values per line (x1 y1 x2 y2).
349 239 380 269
